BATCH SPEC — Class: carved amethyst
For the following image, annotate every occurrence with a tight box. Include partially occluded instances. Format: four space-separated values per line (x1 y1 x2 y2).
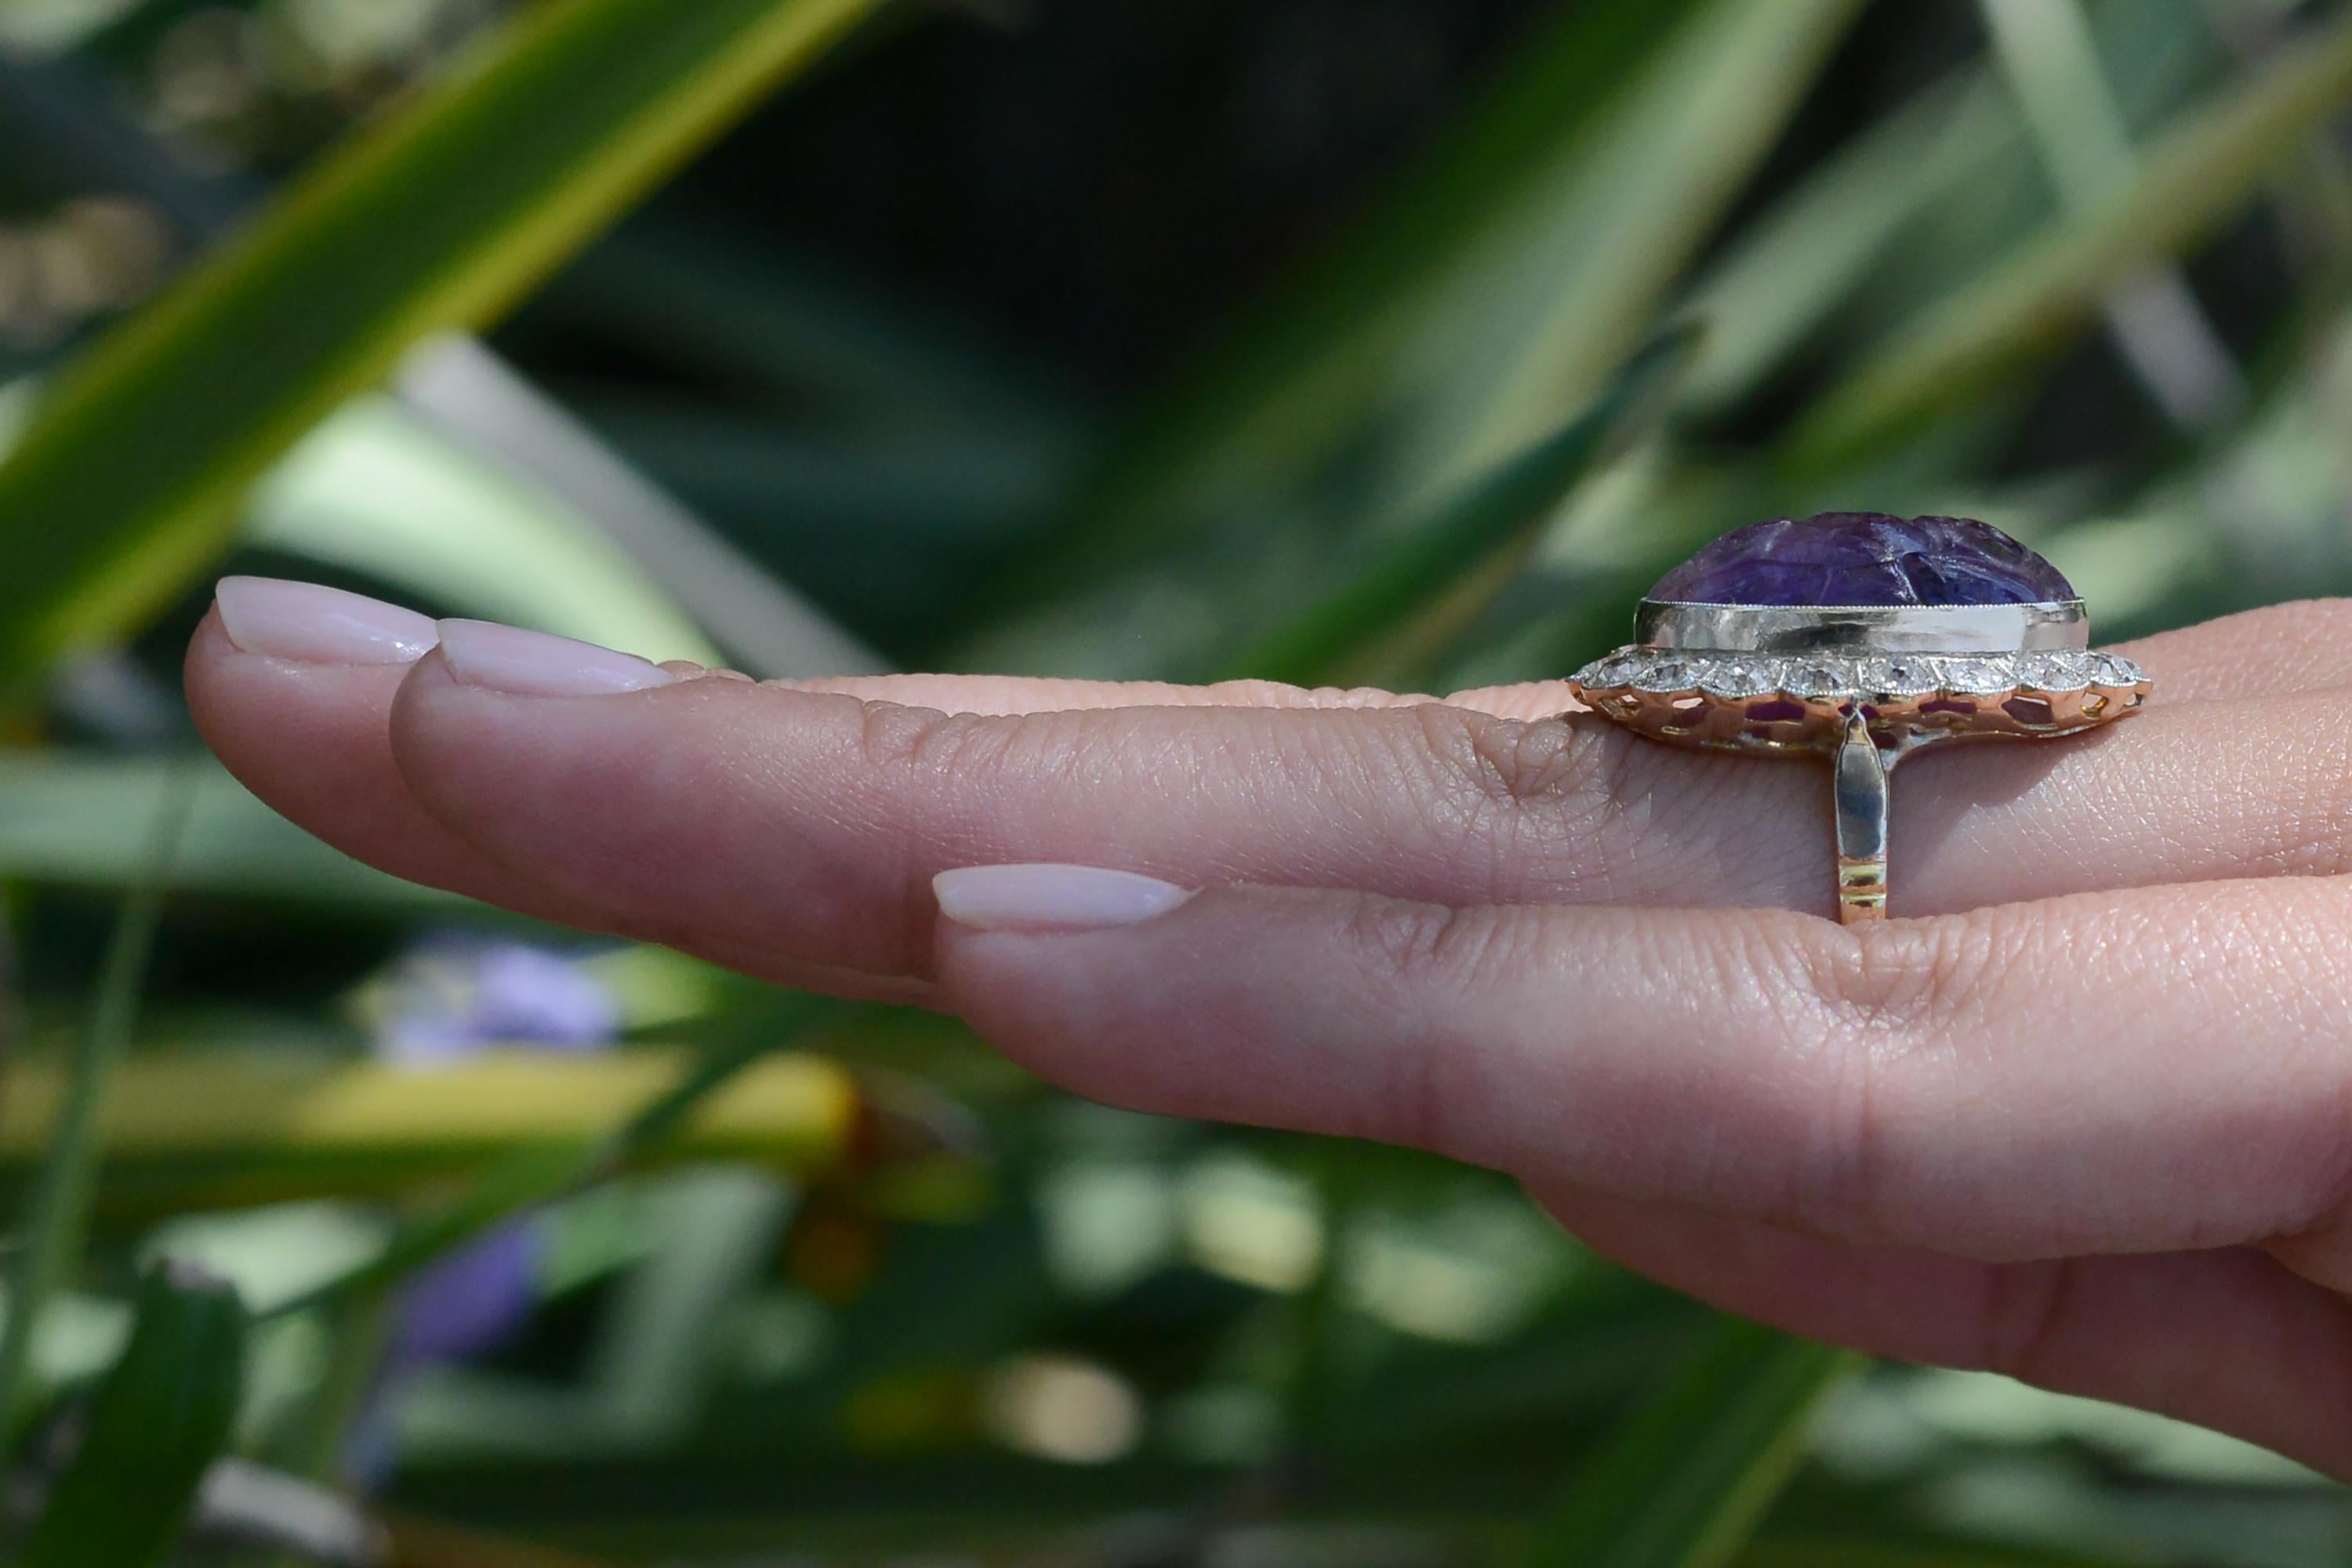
1649 512 2074 607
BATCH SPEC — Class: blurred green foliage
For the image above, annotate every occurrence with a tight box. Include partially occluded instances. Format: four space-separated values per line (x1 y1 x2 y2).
0 0 2348 1563
20 1261 245 1568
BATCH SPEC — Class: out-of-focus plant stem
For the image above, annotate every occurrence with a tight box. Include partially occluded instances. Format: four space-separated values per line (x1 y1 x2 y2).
0 763 194 1435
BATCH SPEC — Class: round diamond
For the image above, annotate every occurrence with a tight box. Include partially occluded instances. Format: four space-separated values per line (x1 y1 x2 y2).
2018 651 2091 690
1584 651 1643 687
1699 658 1772 697
1860 656 1938 695
1948 655 2021 694
2088 652 2140 687
1781 659 1856 697
1645 655 1697 691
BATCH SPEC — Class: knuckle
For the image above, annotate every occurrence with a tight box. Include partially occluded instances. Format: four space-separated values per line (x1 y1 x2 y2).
852 699 968 775
1410 704 1595 808
854 701 1086 796
1768 918 2010 1236
1780 1008 1893 1238
1817 915 2005 1040
1340 893 1518 1003
1332 891 1527 1158
1396 706 1628 893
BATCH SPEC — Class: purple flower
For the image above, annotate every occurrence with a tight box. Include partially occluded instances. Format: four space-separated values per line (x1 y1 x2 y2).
374 935 621 1065
346 934 624 1483
390 1222 543 1366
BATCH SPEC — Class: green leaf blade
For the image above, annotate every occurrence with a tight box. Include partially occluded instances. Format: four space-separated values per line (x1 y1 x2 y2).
1214 323 1699 688
991 0 1715 593
1791 6 2352 469
1519 1317 1859 1568
0 0 886 677
23 1261 249 1568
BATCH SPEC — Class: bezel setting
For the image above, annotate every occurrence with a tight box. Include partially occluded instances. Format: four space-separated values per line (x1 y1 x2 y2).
1567 600 2149 755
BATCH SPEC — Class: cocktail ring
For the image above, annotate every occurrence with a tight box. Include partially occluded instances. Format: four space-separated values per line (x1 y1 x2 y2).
1566 512 2151 924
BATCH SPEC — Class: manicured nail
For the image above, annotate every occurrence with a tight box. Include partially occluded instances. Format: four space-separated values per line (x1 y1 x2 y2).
215 576 437 666
435 619 678 697
935 864 1195 933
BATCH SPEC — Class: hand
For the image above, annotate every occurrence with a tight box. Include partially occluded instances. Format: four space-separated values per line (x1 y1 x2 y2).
188 579 2352 1474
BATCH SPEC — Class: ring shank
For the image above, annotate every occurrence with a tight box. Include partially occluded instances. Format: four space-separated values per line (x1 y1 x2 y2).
1832 711 1890 924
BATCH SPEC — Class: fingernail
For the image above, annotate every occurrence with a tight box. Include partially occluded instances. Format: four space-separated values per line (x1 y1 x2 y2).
215 576 437 666
935 864 1195 933
435 619 678 696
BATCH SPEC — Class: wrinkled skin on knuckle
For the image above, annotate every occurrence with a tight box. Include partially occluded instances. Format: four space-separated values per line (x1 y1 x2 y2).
1646 916 1894 1232
1338 892 1505 1004
838 691 951 774
1327 891 1536 1160
1817 913 2008 1042
1405 704 1593 808
1396 706 1635 898
1741 916 2005 1238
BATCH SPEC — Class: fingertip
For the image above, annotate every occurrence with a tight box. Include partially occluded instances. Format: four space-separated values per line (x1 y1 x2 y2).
181 602 585 917
182 601 232 692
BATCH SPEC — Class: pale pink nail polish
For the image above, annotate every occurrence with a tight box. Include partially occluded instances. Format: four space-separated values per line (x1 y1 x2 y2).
215 576 437 666
434 619 678 697
934 864 1195 933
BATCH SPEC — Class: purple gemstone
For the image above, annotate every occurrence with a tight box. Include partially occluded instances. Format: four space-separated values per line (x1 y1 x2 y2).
1649 512 2074 606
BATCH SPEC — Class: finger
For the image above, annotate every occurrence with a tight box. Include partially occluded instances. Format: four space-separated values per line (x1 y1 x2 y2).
1535 1185 2352 1479
187 587 938 1004
2118 597 2352 703
931 867 2352 1262
191 588 1618 946
185 601 578 920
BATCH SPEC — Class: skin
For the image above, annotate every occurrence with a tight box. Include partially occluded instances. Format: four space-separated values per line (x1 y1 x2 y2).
185 597 2352 1475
